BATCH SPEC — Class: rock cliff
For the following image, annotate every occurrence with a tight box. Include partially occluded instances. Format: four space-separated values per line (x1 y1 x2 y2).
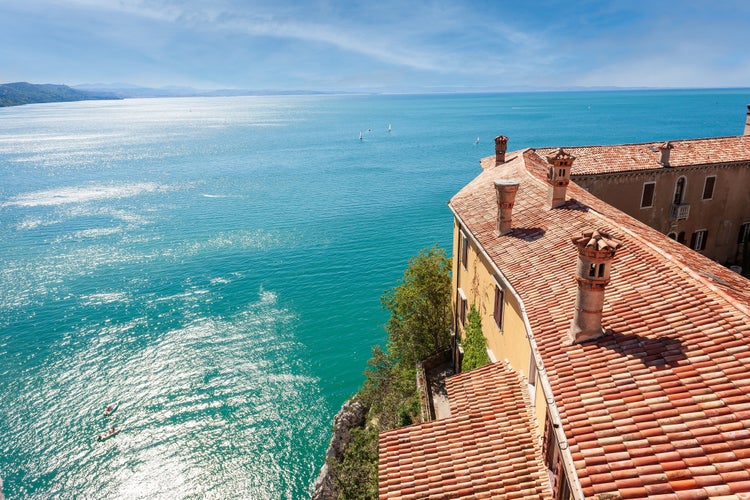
311 398 367 500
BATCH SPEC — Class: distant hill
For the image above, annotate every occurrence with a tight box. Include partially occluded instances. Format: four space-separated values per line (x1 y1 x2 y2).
0 82 120 107
74 83 336 98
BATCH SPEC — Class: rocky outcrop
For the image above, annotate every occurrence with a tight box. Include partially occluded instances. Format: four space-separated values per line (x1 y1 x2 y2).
311 398 368 500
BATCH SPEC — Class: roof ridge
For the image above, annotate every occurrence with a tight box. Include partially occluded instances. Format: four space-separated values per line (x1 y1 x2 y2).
570 183 750 317
514 151 750 318
532 134 748 151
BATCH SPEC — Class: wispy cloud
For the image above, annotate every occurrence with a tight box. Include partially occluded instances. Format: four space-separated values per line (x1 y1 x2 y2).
1 0 748 90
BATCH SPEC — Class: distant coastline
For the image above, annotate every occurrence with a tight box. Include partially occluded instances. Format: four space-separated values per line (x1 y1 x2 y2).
3 81 749 108
0 82 341 107
0 82 121 107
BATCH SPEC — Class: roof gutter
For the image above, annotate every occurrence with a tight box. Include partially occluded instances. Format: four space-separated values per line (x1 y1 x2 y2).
450 204 584 500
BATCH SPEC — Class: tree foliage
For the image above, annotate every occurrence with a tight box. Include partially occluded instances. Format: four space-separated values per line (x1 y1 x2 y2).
462 305 491 371
333 426 379 500
381 245 452 368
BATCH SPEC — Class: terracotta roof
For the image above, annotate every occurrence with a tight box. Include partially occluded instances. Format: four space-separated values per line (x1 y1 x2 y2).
378 362 553 499
509 135 750 175
450 149 750 499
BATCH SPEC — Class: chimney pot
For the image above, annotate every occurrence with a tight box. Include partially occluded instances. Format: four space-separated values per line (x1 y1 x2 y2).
569 229 621 344
658 141 674 166
494 179 520 235
495 136 509 165
546 148 575 209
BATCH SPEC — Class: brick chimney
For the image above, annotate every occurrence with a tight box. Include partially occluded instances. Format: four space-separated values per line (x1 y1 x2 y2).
745 104 750 135
569 230 621 344
546 148 574 209
494 179 520 235
495 135 509 165
658 141 674 166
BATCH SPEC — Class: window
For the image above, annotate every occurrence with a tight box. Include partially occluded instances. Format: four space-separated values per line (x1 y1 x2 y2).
667 232 677 240
458 289 467 327
544 415 558 471
691 230 708 251
528 354 538 397
493 284 504 329
702 176 716 200
738 223 750 245
641 182 655 208
460 231 468 270
557 474 572 500
677 231 686 245
673 177 686 205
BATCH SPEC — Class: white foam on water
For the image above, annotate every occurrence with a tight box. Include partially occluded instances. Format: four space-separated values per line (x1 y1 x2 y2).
79 292 129 306
71 227 123 239
1 182 168 208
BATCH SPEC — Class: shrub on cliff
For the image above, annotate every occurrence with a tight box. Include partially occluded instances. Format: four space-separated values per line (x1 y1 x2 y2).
332 426 379 500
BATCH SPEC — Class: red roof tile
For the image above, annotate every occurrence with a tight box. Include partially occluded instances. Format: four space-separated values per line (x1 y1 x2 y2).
378 362 553 499
530 135 750 175
450 146 750 498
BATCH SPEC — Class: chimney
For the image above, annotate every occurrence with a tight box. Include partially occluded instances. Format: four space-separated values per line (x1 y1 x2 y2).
745 104 750 135
658 141 674 166
546 148 575 209
494 179 520 235
495 135 509 165
569 230 621 344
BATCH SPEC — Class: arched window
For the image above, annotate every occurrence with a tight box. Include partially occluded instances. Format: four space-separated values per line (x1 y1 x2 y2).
667 232 677 240
673 177 686 205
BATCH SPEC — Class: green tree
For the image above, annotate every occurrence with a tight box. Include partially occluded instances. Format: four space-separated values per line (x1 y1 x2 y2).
462 305 491 371
381 245 452 368
333 426 379 500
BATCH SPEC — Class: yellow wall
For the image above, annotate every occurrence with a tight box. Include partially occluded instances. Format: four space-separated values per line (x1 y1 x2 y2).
452 217 548 432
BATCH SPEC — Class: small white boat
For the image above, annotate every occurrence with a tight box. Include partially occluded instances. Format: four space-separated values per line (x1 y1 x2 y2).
359 131 363 141
97 427 120 442
104 402 119 417
388 123 392 133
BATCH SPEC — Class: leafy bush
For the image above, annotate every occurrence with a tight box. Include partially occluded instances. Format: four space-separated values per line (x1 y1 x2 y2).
462 306 490 371
333 426 379 500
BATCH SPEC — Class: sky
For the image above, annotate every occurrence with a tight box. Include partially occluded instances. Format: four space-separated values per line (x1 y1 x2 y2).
1 0 749 92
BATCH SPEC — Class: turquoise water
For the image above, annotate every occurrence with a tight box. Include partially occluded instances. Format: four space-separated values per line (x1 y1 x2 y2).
1 89 748 498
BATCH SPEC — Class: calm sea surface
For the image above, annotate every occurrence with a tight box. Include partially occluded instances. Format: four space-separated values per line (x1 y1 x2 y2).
1 89 748 498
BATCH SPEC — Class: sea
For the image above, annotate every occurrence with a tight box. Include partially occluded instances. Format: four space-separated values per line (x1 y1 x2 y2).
1 89 748 499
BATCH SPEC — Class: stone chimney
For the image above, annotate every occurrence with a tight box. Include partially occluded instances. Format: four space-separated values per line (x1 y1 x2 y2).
658 141 674 166
569 230 621 344
745 104 750 135
546 148 575 209
495 135 509 165
494 179 520 235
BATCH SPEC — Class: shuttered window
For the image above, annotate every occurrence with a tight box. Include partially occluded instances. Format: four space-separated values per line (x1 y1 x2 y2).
691 230 708 251
641 182 655 208
493 284 504 329
702 176 716 200
460 231 468 270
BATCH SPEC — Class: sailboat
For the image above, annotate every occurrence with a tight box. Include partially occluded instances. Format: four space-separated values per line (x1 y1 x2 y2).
387 123 392 133
359 131 363 141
